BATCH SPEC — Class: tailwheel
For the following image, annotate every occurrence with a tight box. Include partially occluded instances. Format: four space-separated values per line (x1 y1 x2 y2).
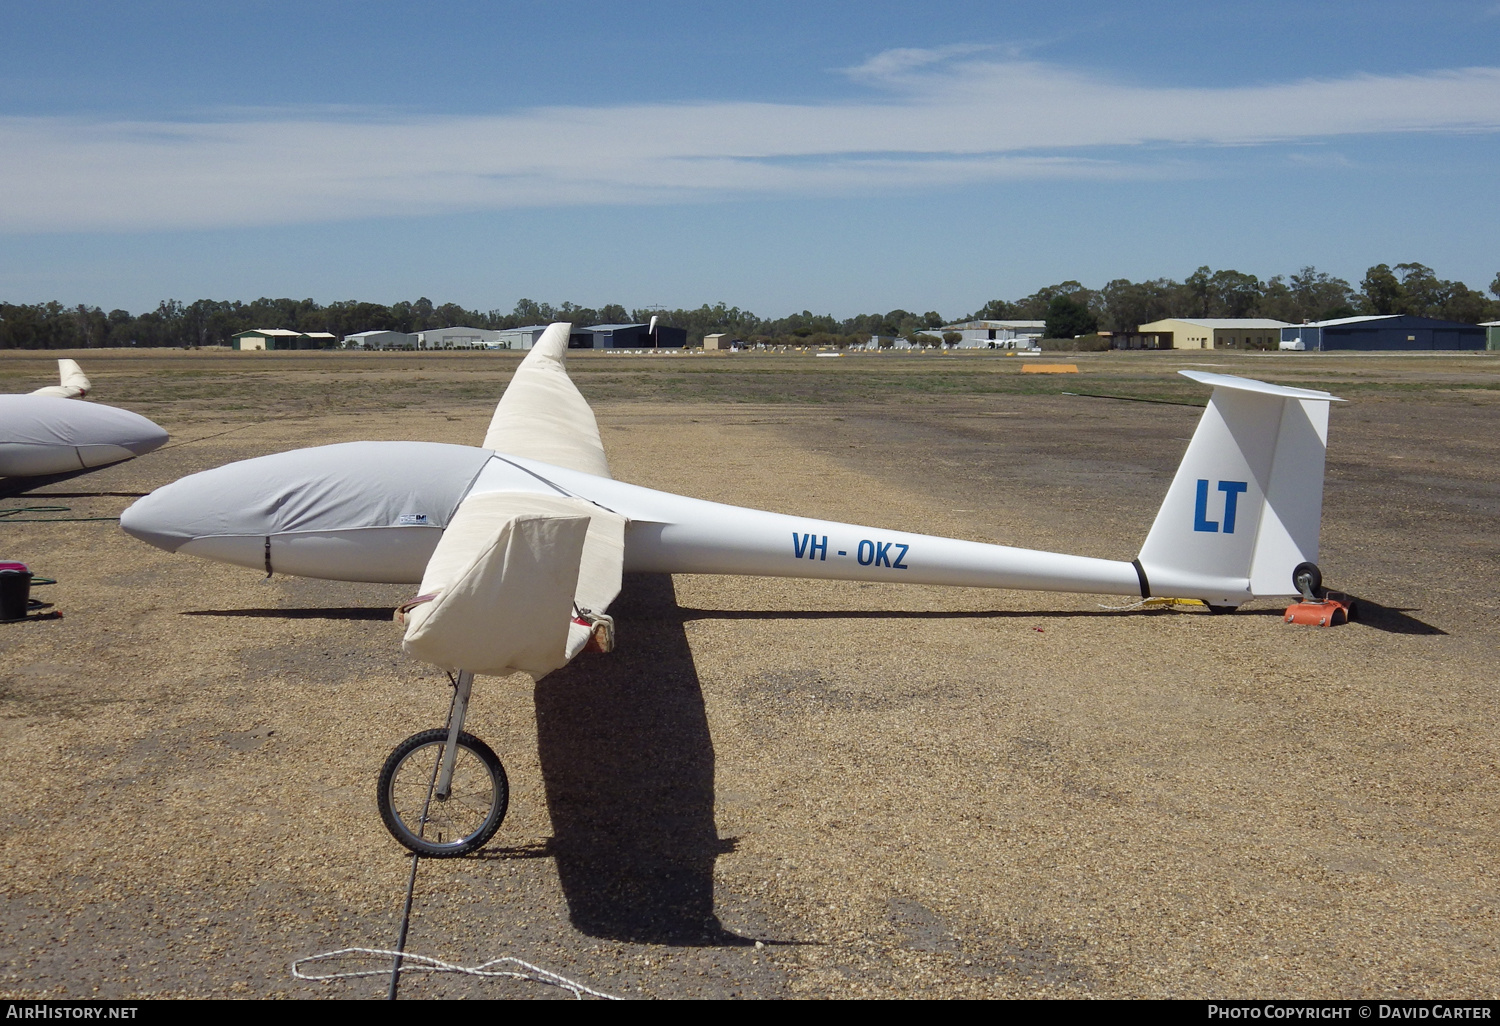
377 728 509 858
1291 561 1323 601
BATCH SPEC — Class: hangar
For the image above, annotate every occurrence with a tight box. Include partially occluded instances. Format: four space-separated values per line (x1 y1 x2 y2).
494 325 551 350
1280 315 1487 351
938 320 1047 349
230 329 305 351
343 330 417 349
1134 318 1290 351
415 326 502 350
574 323 687 349
230 329 339 351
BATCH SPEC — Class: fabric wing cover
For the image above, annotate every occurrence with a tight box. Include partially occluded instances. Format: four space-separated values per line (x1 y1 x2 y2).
482 322 612 479
402 491 627 678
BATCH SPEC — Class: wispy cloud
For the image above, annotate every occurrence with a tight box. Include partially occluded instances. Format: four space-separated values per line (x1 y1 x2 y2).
841 44 999 84
3 52 1499 232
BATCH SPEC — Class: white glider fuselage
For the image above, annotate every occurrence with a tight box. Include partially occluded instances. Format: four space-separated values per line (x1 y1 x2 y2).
484 451 1144 597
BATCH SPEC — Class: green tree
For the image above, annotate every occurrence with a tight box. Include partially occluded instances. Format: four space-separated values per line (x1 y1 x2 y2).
1209 269 1263 317
972 298 1020 320
1361 264 1404 315
1184 266 1214 317
1100 277 1177 331
1044 294 1098 339
1016 281 1096 320
1392 263 1445 317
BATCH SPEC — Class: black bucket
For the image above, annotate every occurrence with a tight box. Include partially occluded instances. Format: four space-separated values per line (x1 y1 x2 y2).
0 570 33 621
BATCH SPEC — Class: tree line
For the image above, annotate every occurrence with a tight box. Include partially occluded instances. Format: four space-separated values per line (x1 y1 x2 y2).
3 263 1497 350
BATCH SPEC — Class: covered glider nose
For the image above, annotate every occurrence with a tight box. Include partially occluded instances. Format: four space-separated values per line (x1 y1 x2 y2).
0 395 168 477
121 441 494 583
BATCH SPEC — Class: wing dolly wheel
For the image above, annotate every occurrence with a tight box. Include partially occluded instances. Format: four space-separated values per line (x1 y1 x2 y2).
377 728 508 857
376 670 509 858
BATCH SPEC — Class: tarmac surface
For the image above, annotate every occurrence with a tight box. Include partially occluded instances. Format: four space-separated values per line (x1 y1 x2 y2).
0 348 1497 998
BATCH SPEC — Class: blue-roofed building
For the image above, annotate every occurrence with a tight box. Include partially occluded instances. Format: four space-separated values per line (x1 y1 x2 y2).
575 323 687 349
1280 315 1486 351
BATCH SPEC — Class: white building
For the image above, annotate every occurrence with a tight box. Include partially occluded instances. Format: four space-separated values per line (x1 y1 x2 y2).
415 326 501 349
344 330 417 349
493 325 551 350
938 320 1047 349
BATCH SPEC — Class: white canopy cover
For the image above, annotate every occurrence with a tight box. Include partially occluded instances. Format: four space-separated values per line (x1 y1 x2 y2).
116 440 493 554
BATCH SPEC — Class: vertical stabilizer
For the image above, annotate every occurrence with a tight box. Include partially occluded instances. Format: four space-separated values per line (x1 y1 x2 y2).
1136 371 1342 604
30 359 91 399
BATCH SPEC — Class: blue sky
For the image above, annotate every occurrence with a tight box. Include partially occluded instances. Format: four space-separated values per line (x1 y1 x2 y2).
2 1 1498 317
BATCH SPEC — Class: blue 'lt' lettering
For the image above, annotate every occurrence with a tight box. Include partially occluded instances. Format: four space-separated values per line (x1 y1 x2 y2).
1194 479 1218 532
1218 481 1248 534
1194 479 1250 533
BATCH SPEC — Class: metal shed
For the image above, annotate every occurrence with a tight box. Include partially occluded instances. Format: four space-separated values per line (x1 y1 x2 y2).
1481 321 1500 351
577 323 687 349
1136 318 1289 351
493 325 551 351
937 319 1046 349
230 328 304 351
1280 315 1486 352
343 330 417 349
415 326 501 350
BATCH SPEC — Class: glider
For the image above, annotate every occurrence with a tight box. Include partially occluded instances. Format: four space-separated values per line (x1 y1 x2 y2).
0 360 169 478
121 324 1344 856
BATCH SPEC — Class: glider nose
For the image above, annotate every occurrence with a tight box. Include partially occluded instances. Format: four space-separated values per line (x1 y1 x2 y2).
120 481 199 552
120 417 170 457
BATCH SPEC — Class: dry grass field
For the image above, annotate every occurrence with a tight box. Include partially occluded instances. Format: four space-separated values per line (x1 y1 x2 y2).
1 346 1497 999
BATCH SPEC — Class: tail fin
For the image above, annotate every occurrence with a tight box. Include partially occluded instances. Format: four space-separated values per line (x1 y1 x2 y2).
30 359 91 399
1136 371 1344 604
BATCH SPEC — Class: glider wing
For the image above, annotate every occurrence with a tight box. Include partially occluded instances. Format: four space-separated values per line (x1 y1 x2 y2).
482 322 611 479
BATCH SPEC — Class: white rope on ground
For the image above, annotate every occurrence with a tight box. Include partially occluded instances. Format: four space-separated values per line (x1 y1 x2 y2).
293 946 621 1000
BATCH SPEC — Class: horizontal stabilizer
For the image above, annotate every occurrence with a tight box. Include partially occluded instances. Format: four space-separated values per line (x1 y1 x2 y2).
1177 370 1343 403
483 322 611 478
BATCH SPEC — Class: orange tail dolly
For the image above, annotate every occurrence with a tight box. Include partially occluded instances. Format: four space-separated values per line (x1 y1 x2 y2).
1284 595 1354 627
